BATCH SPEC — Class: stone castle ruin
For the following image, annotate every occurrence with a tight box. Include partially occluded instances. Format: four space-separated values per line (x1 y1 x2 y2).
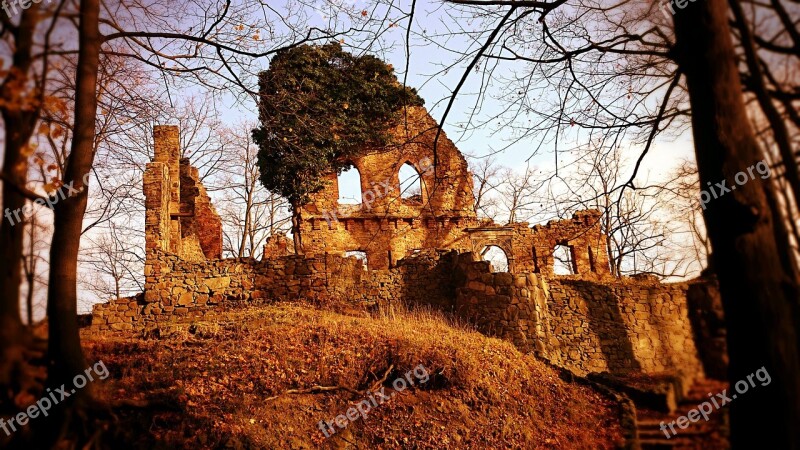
89 108 724 406
144 126 223 263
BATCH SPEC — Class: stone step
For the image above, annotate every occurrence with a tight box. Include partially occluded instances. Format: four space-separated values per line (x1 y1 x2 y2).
639 439 676 450
633 378 729 450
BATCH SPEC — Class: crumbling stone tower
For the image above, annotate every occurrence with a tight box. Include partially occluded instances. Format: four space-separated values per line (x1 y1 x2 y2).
144 125 222 270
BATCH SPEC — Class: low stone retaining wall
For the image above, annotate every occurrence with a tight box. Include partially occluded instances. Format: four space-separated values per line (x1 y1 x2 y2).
89 249 458 333
89 249 708 388
545 278 704 389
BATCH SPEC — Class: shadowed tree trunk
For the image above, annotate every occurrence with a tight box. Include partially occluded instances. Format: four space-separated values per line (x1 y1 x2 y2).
24 215 37 326
46 0 100 408
290 201 304 254
673 0 800 447
728 0 800 214
0 5 44 410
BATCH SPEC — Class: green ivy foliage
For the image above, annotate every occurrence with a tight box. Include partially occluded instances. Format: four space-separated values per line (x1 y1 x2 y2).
253 43 424 206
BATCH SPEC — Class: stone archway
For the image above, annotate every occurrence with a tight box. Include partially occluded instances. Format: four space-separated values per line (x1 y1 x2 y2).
464 226 515 272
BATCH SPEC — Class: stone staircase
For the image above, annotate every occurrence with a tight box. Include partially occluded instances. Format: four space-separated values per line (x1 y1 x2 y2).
636 378 729 450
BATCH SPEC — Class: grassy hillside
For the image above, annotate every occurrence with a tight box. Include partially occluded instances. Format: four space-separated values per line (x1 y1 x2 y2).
83 303 625 449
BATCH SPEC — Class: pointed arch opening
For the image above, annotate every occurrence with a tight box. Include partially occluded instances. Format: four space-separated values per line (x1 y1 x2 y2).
338 166 362 204
398 162 423 202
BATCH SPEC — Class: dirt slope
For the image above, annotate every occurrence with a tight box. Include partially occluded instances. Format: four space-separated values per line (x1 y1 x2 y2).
83 304 624 449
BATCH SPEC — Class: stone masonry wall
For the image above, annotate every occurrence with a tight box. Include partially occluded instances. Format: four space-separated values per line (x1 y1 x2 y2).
453 254 553 355
90 247 705 389
298 106 478 270
144 126 222 266
90 249 458 333
519 209 612 278
462 210 612 279
93 251 368 332
446 254 704 385
544 278 704 382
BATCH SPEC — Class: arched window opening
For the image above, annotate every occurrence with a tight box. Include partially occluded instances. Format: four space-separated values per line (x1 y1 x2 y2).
338 166 362 204
398 163 422 201
553 245 576 275
481 245 509 273
344 250 368 270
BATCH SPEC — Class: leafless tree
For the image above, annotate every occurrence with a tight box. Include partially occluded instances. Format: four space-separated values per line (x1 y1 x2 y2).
423 0 800 444
469 155 502 219
214 122 291 258
80 223 144 302
496 165 546 224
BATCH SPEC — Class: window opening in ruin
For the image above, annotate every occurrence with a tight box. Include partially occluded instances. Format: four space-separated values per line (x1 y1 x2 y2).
481 245 509 273
338 166 362 204
588 246 596 272
553 244 576 275
344 250 368 269
399 163 422 201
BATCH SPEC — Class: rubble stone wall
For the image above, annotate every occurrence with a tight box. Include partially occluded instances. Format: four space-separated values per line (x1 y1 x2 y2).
516 210 612 278
446 254 704 384
89 247 705 386
452 254 554 354
544 279 704 382
90 249 458 333
298 106 478 270
92 251 369 332
144 125 222 266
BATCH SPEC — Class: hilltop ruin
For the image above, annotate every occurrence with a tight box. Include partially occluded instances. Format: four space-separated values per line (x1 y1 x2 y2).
89 110 724 407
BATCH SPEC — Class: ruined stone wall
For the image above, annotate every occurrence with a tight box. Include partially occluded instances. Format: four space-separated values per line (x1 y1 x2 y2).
144 126 222 268
298 106 478 269
90 245 704 391
179 158 223 260
93 251 370 332
544 279 704 383
519 209 611 277
90 249 459 333
462 210 612 278
452 254 553 354
446 253 704 385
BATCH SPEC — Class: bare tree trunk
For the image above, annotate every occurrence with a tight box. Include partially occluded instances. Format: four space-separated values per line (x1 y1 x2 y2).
46 0 100 406
674 0 800 447
291 201 304 254
25 216 37 326
239 185 253 257
729 0 800 214
0 6 42 407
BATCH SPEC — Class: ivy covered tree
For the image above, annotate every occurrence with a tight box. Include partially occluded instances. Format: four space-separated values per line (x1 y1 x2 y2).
253 43 423 252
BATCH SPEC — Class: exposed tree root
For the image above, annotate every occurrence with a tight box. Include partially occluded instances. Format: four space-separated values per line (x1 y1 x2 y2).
265 364 396 402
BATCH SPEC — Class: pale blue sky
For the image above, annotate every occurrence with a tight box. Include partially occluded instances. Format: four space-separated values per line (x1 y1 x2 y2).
214 0 696 197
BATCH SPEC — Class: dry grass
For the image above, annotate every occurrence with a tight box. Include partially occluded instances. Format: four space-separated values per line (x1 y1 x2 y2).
83 302 624 449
